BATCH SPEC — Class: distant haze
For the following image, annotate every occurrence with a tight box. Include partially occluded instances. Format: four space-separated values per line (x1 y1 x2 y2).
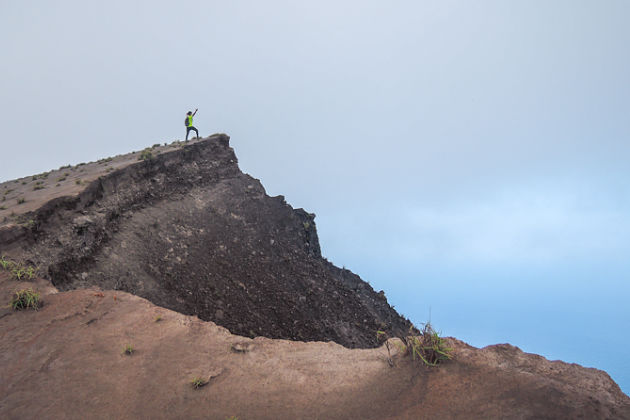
1 1 629 394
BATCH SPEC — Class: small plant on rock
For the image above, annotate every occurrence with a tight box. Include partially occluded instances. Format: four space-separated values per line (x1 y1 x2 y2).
191 377 208 389
378 322 453 368
11 288 41 310
404 322 453 366
123 344 135 355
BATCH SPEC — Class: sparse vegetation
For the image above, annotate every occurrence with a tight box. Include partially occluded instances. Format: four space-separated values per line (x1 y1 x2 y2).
152 143 161 149
10 288 41 310
75 179 82 185
0 206 6 210
377 322 452 367
405 323 452 366
138 148 153 161
191 377 208 389
21 219 36 229
123 344 135 355
59 164 71 170
10 261 38 281
17 197 25 204
154 315 162 322
0 255 12 270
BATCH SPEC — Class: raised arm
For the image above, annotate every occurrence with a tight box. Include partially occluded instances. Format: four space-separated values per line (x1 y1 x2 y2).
192 108 198 117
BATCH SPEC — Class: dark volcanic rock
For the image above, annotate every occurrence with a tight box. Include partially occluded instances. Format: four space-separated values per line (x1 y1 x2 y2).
0 135 412 347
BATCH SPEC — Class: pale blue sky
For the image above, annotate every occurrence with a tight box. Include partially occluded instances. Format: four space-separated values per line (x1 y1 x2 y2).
1 1 629 393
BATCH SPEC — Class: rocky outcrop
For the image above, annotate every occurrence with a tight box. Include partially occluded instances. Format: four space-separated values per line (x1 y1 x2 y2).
1 135 628 418
0 135 412 348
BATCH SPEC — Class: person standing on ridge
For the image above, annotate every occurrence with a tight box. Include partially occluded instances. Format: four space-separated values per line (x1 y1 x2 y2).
185 109 199 141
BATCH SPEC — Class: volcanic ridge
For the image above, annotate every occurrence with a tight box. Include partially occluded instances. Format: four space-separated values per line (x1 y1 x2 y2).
1 134 628 419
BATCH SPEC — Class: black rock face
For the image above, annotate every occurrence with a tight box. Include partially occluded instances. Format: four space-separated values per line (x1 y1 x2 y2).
3 135 413 348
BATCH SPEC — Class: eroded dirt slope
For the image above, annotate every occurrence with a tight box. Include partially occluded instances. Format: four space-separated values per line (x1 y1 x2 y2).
1 275 628 420
0 135 411 348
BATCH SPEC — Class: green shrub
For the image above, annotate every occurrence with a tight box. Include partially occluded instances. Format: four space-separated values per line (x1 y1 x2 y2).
17 197 25 204
138 148 153 161
11 288 41 310
123 344 134 355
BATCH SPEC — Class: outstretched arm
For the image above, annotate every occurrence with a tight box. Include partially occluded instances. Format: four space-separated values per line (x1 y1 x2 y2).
192 108 198 117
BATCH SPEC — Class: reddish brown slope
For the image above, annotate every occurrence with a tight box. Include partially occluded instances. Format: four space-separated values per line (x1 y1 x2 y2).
1 274 628 420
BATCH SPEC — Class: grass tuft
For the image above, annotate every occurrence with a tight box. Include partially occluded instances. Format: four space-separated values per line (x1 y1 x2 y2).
191 377 208 389
1 257 38 280
123 344 134 355
0 255 13 270
404 322 453 366
11 288 42 310
377 322 453 367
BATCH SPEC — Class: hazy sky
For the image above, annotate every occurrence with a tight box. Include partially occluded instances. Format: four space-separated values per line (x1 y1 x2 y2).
2 1 629 392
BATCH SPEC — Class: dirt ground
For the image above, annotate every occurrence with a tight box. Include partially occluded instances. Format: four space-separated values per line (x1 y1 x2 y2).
0 138 206 226
1 273 628 420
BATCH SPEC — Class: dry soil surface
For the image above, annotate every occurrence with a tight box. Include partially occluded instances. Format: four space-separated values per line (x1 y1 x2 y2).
2 273 629 420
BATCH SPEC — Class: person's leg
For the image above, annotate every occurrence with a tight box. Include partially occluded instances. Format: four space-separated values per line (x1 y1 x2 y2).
193 127 199 139
186 127 191 141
